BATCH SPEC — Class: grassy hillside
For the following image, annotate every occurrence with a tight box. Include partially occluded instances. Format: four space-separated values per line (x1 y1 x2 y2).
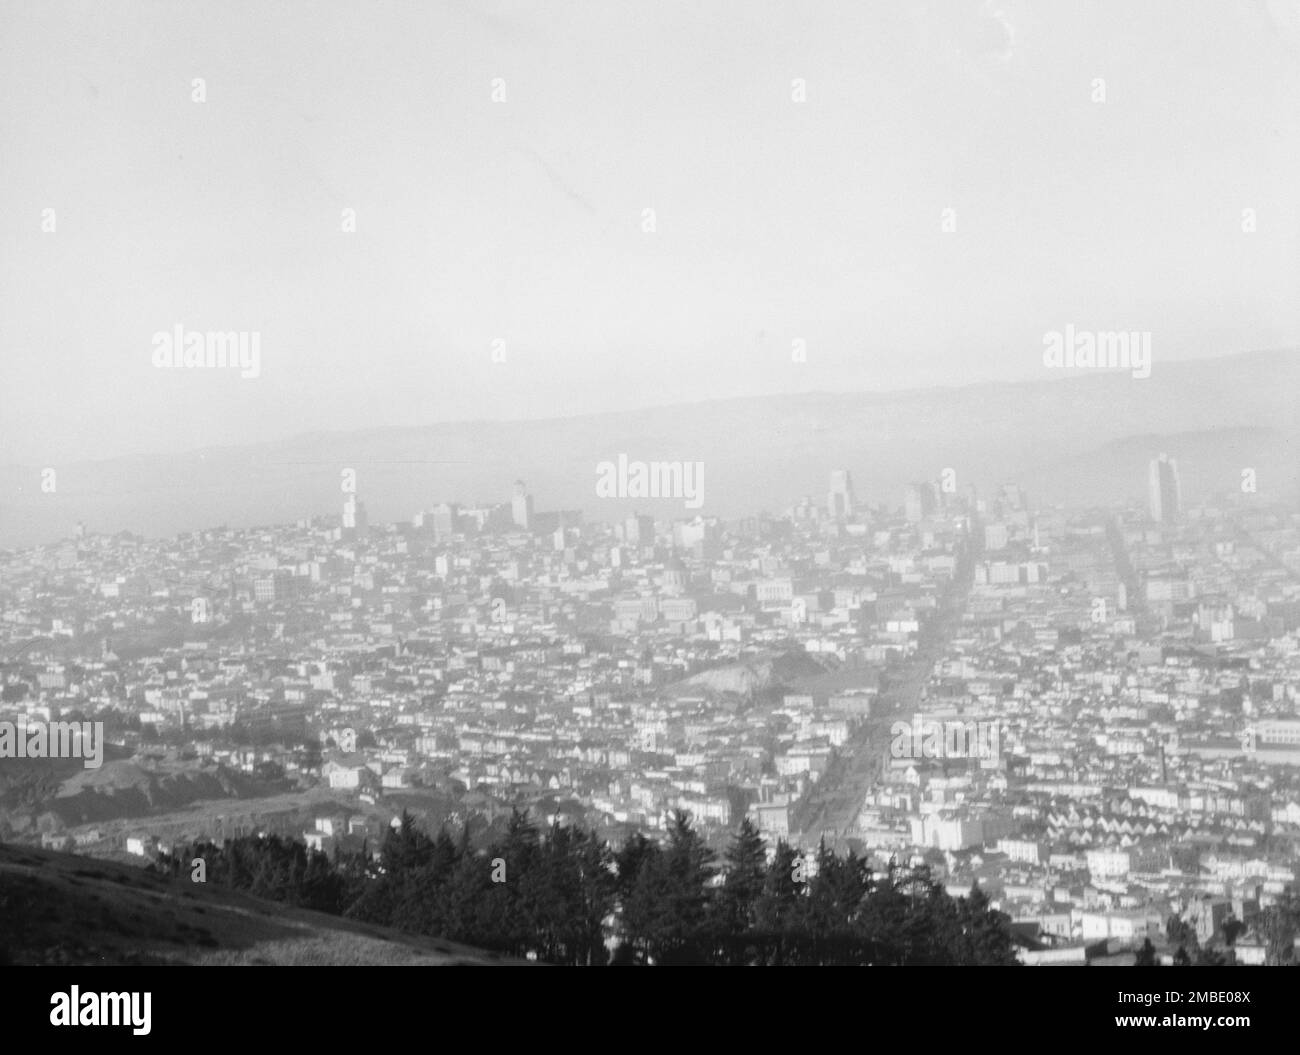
0 842 523 966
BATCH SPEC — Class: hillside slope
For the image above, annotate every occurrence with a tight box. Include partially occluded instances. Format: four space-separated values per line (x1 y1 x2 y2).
0 842 522 966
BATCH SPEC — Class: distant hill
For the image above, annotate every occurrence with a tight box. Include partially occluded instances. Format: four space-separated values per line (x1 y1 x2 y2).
668 650 836 697
0 842 521 966
0 756 286 835
1017 425 1294 510
1 348 1295 547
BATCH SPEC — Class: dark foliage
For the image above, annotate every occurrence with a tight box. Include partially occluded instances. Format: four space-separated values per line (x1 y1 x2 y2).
159 810 1018 965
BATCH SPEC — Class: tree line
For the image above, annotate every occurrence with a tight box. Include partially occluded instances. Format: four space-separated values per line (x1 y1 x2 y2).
156 808 1020 965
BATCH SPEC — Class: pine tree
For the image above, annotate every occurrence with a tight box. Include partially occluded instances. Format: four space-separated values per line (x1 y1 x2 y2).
857 857 910 964
956 882 1018 965
755 840 804 964
381 810 433 874
805 839 871 963
621 811 716 965
717 817 767 962
614 833 661 963
441 849 495 949
574 826 617 965
497 809 542 956
662 809 717 964
614 831 656 901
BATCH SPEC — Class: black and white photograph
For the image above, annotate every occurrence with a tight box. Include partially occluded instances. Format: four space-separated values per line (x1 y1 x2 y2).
1 0 1297 1031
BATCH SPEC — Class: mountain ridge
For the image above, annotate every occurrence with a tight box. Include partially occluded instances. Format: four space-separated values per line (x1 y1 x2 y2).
2 348 1295 548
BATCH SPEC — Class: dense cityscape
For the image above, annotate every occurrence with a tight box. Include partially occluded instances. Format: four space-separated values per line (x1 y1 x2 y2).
3 456 1299 965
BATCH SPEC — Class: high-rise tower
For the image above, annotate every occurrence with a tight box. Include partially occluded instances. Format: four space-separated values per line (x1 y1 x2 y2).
828 469 856 518
1148 454 1181 522
511 480 534 530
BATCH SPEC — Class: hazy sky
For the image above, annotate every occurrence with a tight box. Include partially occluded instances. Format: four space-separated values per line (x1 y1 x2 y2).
1 0 1297 464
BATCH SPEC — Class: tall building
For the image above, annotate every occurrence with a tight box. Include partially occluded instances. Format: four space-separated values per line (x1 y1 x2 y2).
999 483 1026 513
1148 454 1181 522
904 482 937 523
430 502 457 541
828 469 856 518
342 496 368 539
511 481 534 530
624 513 655 545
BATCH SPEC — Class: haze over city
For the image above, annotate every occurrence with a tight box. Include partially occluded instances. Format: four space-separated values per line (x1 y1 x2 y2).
1 0 1298 466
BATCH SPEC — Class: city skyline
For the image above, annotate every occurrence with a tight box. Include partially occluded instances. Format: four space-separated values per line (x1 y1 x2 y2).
2 344 1294 550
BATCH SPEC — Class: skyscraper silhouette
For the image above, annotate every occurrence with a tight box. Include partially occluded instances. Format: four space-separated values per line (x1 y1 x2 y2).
828 469 856 518
512 480 534 530
1148 454 1181 522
